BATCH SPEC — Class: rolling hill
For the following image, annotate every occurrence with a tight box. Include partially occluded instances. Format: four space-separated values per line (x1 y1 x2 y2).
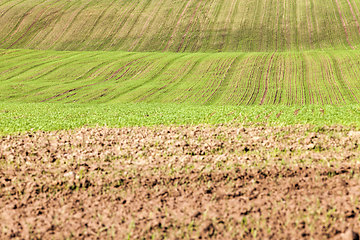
1 0 360 105
1 0 360 52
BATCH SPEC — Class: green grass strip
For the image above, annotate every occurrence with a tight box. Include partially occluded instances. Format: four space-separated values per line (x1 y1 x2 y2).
0 102 359 134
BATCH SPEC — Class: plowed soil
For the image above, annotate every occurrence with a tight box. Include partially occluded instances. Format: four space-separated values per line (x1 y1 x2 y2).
1 125 360 239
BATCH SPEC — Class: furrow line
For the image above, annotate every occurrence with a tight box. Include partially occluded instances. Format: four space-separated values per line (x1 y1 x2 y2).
48 1 93 50
100 1 138 49
204 56 239 104
197 59 225 103
305 0 313 48
40 54 150 102
226 57 250 105
0 0 27 18
0 1 42 47
246 55 267 105
325 57 346 104
319 57 334 104
331 54 359 103
334 0 354 49
7 9 47 49
128 55 189 102
83 0 117 47
129 0 162 51
260 52 276 105
176 0 202 52
116 0 152 50
221 0 238 50
163 0 193 52
346 0 360 36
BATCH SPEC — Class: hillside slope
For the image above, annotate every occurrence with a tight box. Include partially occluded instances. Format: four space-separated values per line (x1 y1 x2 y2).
1 49 360 105
1 0 360 52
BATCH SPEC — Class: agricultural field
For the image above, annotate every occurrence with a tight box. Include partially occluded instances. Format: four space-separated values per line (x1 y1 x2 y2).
1 0 360 239
2 49 360 105
1 0 360 52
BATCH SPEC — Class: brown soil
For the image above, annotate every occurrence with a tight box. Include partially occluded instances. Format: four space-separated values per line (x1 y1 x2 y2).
1 125 360 239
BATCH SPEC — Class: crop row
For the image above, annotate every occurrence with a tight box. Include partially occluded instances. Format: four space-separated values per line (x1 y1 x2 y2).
2 0 360 52
1 49 360 105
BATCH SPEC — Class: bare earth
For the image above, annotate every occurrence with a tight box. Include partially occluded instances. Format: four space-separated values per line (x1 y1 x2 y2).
1 125 360 239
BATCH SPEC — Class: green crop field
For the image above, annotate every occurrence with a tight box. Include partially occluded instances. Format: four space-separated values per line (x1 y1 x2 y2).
0 0 360 129
2 0 360 52
1 102 359 135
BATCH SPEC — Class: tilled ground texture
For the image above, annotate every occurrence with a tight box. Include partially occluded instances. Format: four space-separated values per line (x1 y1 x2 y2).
1 125 360 239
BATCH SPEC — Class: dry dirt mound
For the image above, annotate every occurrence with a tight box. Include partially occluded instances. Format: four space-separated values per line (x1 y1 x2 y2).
1 125 360 239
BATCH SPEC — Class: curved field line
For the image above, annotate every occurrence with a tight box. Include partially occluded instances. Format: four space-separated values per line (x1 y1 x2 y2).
104 1 140 47
182 1 208 52
345 0 360 36
134 62 188 102
96 1 137 50
174 60 215 103
48 1 93 49
0 1 43 47
114 0 152 50
196 58 227 102
313 57 325 104
40 54 151 102
224 57 250 105
163 0 194 51
179 58 223 103
33 2 73 48
220 0 238 50
308 53 325 104
350 0 360 18
342 51 360 101
82 0 117 47
304 54 315 104
0 0 27 18
136 58 199 101
7 8 48 49
333 55 359 103
204 56 240 104
5 52 86 82
243 0 261 51
309 0 319 48
319 56 335 104
257 0 269 51
275 0 280 50
285 54 293 104
125 55 189 102
164 55 209 103
64 54 136 86
278 57 287 104
193 0 216 52
128 0 162 51
24 53 104 83
305 0 313 48
1 52 81 82
245 54 267 105
177 0 203 52
334 0 354 49
260 52 277 105
325 57 346 104
300 53 313 104
239 55 262 105
204 0 226 51
273 56 283 104
195 59 227 103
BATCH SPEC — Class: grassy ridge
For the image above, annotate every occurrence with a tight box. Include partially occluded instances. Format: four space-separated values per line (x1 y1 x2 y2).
1 0 360 52
1 48 360 105
0 102 359 134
